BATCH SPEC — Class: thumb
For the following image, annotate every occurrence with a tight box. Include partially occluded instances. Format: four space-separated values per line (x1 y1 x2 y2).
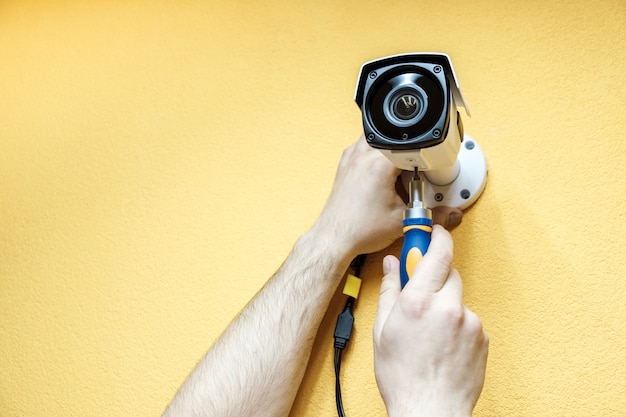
374 255 401 341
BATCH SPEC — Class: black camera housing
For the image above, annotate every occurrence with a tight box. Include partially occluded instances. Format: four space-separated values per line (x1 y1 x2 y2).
355 54 462 151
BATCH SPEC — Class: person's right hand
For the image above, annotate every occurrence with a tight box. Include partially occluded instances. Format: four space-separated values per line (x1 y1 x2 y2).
373 225 488 417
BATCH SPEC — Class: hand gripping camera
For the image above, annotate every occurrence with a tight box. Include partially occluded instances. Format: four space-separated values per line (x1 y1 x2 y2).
355 53 487 210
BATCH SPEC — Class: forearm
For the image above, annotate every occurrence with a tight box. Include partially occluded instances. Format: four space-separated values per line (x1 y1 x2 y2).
163 225 352 417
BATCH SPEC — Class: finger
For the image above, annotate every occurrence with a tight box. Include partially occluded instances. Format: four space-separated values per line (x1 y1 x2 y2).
463 307 489 354
355 133 374 152
337 141 358 171
435 267 463 302
463 307 484 335
404 225 453 294
355 134 402 178
373 255 401 340
432 206 463 231
365 146 402 180
344 134 373 163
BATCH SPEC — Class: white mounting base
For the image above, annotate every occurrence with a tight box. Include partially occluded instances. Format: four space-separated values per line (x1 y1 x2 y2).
423 134 487 210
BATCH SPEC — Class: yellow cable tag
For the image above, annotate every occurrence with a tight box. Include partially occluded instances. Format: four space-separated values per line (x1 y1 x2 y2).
342 274 362 299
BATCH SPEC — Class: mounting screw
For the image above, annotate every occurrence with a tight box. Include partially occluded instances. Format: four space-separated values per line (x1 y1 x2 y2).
434 65 443 73
367 133 375 141
433 129 442 138
402 133 409 139
461 189 471 200
435 193 444 202
465 141 475 150
369 71 377 79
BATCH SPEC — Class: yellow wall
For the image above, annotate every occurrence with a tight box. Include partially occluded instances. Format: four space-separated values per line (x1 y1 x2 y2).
1 1 625 416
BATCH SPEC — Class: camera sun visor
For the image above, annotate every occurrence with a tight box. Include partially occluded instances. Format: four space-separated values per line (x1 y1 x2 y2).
355 53 470 116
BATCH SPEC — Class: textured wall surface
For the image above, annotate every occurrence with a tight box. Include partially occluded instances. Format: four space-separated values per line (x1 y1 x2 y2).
1 1 625 416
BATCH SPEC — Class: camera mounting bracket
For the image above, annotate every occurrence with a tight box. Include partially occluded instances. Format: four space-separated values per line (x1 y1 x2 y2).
422 134 487 210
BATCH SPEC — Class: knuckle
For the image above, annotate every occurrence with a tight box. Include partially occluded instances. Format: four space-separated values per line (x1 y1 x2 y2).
440 302 465 326
398 293 432 318
464 309 484 334
483 330 490 347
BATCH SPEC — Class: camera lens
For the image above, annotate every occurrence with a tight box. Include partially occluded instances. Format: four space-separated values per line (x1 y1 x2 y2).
393 93 420 120
365 67 446 143
384 87 427 127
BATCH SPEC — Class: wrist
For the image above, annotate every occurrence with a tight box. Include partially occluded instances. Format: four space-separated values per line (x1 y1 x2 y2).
296 224 353 279
305 218 358 263
385 401 472 417
388 410 471 417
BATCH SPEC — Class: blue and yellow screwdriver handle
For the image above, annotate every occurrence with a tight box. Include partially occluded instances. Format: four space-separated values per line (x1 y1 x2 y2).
400 217 432 288
399 169 433 288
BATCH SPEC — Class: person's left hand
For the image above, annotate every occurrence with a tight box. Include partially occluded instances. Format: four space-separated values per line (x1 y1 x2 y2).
313 136 462 259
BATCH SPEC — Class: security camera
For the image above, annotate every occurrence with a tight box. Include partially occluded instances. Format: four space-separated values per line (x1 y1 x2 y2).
355 53 487 210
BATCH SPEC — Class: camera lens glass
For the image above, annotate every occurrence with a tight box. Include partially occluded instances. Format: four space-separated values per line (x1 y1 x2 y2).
393 93 420 120
386 87 426 125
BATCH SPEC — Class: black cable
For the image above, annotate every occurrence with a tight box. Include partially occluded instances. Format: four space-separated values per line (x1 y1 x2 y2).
350 254 367 277
333 254 367 417
334 347 346 417
334 297 354 416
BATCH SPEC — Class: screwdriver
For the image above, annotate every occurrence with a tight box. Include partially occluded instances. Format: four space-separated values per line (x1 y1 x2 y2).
399 168 433 288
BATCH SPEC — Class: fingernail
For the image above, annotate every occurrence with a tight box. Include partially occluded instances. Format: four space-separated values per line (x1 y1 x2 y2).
448 212 462 229
383 256 392 275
